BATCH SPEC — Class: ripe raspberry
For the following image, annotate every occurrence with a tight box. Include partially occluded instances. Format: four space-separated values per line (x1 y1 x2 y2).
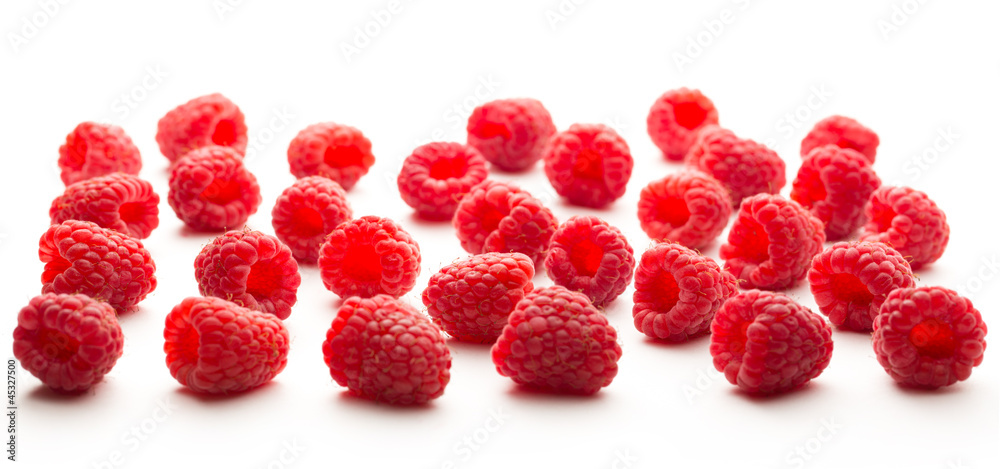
452 180 558 266
808 241 914 331
633 242 738 341
397 142 489 220
685 126 786 207
58 122 141 185
156 93 247 163
270 176 352 264
287 122 375 190
39 220 157 314
542 123 634 208
13 293 124 393
466 98 557 172
164 296 289 394
491 286 621 395
720 194 825 290
318 216 421 298
859 186 949 270
873 287 987 389
801 115 879 163
323 295 451 405
646 88 720 161
49 173 160 239
194 230 301 320
167 145 262 231
710 290 833 394
791 145 882 240
637 171 731 249
544 216 635 307
422 252 534 343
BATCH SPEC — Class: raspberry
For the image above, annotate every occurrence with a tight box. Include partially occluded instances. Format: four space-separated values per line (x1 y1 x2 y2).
800 115 879 163
646 88 720 161
322 295 451 405
156 93 247 163
318 216 421 298
808 241 914 331
49 173 160 239
421 252 535 343
452 180 558 266
544 216 635 307
287 122 375 190
542 123 634 208
466 98 556 171
491 286 622 395
397 142 489 220
194 229 301 320
720 194 825 290
637 171 731 249
271 176 352 263
710 290 833 394
791 145 882 240
859 186 949 269
873 287 987 389
633 242 738 341
167 145 262 232
685 126 786 207
58 122 141 185
39 220 157 314
164 296 289 394
13 293 124 393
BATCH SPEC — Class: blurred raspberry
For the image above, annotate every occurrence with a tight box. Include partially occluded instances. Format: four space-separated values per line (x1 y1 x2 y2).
397 142 489 220
685 126 785 208
637 171 731 249
466 98 556 171
58 122 141 185
791 145 882 240
156 93 247 163
271 176 353 263
647 88 719 161
49 173 160 239
167 145 262 231
800 115 879 163
288 122 375 190
859 186 949 269
542 123 633 208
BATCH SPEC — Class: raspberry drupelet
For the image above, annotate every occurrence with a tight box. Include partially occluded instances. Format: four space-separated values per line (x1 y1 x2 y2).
397 142 489 220
156 93 248 163
542 123 634 208
800 115 879 163
49 173 160 239
646 88 719 161
466 98 556 172
167 145 262 232
859 186 949 269
684 126 786 208
318 216 421 298
791 145 882 240
637 171 731 250
544 216 635 308
287 122 375 190
271 176 353 263
58 122 142 185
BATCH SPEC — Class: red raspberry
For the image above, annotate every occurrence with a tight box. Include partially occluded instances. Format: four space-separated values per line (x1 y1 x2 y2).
873 287 987 389
194 229 301 320
466 98 556 172
685 126 786 208
791 145 882 240
720 194 825 290
164 296 289 394
322 295 451 405
859 186 949 269
646 88 720 161
39 220 157 314
452 180 558 266
544 216 635 307
13 293 124 393
49 173 160 239
318 216 421 298
421 252 535 343
808 241 914 331
491 286 622 395
633 242 737 341
800 115 879 163
637 171 731 249
287 122 375 190
58 122 141 185
156 93 247 163
710 290 833 394
271 176 353 264
542 123 634 208
397 142 489 220
167 145 262 232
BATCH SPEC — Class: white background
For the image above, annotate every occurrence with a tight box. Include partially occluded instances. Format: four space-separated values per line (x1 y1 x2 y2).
1 1 998 468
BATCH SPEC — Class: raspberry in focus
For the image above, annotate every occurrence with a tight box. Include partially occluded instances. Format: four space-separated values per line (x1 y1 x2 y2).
287 122 375 190
646 88 720 161
791 145 882 240
167 145 262 232
156 93 248 163
421 252 535 343
637 171 731 249
318 216 421 298
710 290 833 394
685 126 786 208
13 293 124 393
397 142 489 220
544 216 635 307
271 176 353 263
542 123 634 208
323 295 452 405
49 173 160 239
800 115 879 163
859 186 949 269
58 122 142 185
466 98 557 172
